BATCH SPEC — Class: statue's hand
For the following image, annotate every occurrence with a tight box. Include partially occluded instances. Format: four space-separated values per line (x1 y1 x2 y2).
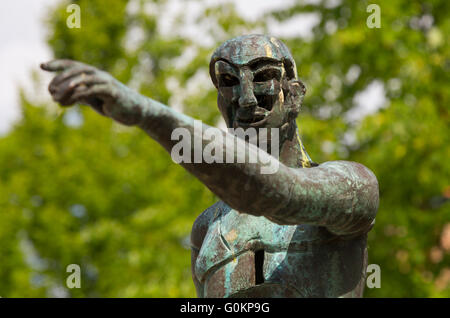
41 59 142 125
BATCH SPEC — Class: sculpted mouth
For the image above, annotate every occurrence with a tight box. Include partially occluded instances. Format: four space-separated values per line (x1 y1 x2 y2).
237 113 265 124
235 107 270 126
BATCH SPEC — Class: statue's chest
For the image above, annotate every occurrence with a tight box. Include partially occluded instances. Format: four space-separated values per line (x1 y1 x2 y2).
194 203 334 286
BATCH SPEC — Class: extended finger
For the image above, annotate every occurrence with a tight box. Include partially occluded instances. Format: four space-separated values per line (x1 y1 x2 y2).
40 59 81 72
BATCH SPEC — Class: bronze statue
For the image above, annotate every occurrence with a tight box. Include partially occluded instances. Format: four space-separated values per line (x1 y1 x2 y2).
41 34 379 298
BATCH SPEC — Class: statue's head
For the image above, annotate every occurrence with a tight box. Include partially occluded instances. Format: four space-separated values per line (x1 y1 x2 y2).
209 34 306 130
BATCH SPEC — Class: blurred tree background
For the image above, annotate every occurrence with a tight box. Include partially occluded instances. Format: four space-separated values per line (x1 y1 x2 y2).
0 0 449 297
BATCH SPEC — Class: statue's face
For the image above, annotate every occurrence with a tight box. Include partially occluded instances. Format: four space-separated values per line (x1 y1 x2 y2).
215 58 288 129
210 35 304 130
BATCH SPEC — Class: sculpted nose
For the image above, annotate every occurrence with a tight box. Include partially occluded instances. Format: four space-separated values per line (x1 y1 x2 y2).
238 77 257 108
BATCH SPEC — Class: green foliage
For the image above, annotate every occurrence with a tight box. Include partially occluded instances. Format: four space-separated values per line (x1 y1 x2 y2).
0 0 448 297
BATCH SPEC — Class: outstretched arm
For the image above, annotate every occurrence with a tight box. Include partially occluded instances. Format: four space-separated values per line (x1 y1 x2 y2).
42 59 378 237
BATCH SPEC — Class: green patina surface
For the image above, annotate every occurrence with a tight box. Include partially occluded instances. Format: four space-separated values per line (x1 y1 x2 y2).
42 34 379 298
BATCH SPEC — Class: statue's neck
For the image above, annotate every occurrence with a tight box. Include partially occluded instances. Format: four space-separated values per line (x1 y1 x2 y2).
277 121 313 168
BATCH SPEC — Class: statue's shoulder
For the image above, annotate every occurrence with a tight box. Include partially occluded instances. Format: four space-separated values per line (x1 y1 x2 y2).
319 160 379 235
191 201 227 250
316 160 378 185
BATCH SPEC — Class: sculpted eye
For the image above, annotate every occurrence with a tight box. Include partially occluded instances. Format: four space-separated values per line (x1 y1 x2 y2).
253 69 280 82
219 74 239 87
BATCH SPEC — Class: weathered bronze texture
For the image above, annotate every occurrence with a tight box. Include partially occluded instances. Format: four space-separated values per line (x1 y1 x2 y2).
41 34 379 298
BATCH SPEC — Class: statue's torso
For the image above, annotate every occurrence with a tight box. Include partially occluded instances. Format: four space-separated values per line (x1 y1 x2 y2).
192 201 368 298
